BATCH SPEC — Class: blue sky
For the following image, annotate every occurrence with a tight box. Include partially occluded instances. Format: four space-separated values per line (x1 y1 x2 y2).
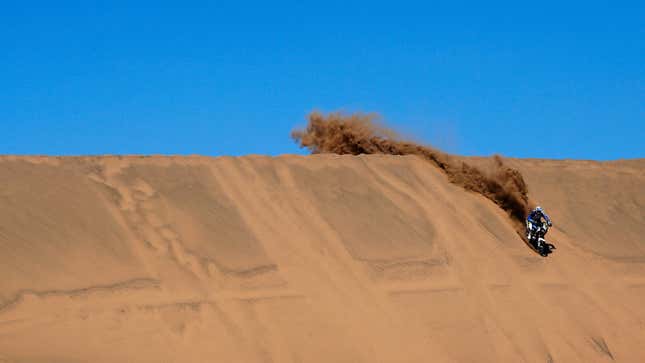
1 1 643 159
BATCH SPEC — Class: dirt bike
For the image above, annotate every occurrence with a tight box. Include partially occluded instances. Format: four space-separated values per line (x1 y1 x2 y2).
526 223 555 257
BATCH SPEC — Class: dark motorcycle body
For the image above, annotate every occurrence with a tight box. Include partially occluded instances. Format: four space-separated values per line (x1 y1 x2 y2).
527 224 555 257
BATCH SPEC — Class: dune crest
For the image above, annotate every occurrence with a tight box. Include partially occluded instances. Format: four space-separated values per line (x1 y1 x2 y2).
0 155 644 362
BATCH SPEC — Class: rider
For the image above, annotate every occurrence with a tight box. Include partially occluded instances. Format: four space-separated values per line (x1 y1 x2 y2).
526 206 552 242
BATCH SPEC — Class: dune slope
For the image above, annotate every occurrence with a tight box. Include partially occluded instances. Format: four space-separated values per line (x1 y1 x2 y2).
0 155 644 362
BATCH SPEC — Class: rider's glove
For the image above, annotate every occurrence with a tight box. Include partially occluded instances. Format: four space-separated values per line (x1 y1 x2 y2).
547 221 552 227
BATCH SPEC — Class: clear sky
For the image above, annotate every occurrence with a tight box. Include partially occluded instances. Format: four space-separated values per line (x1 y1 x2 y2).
2 1 643 159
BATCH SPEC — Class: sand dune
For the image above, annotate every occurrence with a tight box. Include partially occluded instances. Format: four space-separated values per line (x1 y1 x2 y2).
0 155 644 362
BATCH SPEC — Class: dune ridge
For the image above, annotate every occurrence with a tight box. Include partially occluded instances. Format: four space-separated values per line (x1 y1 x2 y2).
0 155 644 362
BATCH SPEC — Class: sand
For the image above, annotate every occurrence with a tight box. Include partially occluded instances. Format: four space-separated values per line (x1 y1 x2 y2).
0 155 643 362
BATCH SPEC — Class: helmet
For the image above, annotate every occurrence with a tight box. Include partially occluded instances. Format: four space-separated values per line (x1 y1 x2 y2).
535 206 543 212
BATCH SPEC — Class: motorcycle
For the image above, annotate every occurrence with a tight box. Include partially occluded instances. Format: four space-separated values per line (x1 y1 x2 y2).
526 223 554 256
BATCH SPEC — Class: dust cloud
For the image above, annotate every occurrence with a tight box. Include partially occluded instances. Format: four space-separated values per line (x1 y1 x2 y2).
292 111 530 224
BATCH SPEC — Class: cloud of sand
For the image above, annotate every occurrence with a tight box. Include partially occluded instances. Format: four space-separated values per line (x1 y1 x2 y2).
292 111 530 225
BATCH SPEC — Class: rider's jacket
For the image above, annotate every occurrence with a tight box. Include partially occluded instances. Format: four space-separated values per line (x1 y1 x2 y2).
527 209 551 226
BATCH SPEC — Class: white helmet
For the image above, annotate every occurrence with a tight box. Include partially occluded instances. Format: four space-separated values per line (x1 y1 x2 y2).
535 206 543 212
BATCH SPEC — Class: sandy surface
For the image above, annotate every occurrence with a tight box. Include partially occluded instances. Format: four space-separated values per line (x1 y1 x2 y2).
0 154 643 362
